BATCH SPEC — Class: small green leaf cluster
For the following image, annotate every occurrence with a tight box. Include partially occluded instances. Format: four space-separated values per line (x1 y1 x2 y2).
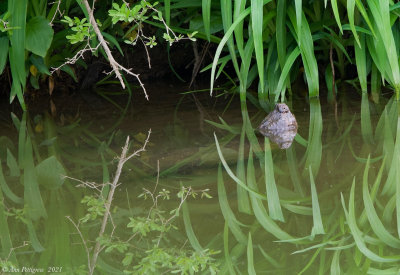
108 1 154 24
5 207 28 224
97 235 129 254
122 246 219 275
61 16 101 44
177 187 212 200
80 195 106 223
127 216 172 236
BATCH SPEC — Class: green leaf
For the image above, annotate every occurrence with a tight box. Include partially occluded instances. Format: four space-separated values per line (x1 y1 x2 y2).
218 165 247 244
102 31 124 56
26 219 44 252
0 159 23 204
309 167 324 236
7 149 20 177
330 0 342 33
201 0 211 41
29 55 50 75
24 136 47 220
341 180 398 263
263 138 284 221
247 233 256 275
182 200 203 252
251 0 265 97
362 156 400 248
36 156 66 190
25 16 54 57
0 36 9 74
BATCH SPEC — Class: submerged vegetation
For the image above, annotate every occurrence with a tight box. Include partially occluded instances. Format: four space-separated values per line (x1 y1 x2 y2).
2 0 400 274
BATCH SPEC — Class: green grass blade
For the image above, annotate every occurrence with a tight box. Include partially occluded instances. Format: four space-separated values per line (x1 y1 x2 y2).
330 0 342 34
366 0 400 96
341 180 398 262
204 118 240 134
7 149 20 177
218 165 248 244
361 92 374 145
354 33 367 93
347 0 360 47
233 0 246 57
220 0 241 81
298 247 323 275
359 157 386 226
202 0 211 41
26 219 45 252
214 133 267 200
210 4 248 95
237 123 251 214
397 153 400 239
382 108 400 195
239 35 255 99
371 63 381 103
287 6 319 97
24 136 47 220
309 167 325 236
182 200 203 252
210 0 272 95
330 239 344 275
8 0 27 85
8 0 27 108
263 138 284 221
0 161 23 204
223 222 236 275
362 156 400 248
0 36 9 74
276 0 287 69
304 98 323 177
251 0 265 97
295 0 302 46
258 246 281 268
355 0 376 37
275 47 301 102
18 112 27 169
247 232 256 275
286 146 305 196
246 148 297 242
164 0 170 25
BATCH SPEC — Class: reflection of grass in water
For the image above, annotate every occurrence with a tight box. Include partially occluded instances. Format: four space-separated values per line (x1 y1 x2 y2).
0 113 221 274
213 99 400 273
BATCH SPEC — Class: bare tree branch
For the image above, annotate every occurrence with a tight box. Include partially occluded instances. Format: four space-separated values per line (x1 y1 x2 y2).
81 0 149 100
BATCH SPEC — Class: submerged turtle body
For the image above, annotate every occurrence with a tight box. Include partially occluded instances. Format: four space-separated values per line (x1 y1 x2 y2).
258 103 298 149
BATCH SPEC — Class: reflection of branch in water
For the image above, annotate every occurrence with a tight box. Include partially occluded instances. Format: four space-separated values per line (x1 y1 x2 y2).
189 41 210 89
89 130 151 275
65 130 151 275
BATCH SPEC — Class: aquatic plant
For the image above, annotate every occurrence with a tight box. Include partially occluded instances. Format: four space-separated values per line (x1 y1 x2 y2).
210 96 400 273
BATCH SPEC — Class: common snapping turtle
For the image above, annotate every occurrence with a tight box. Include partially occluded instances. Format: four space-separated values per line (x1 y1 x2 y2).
258 103 298 149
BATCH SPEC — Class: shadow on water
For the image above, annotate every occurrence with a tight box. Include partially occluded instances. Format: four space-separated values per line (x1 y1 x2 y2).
1 84 400 274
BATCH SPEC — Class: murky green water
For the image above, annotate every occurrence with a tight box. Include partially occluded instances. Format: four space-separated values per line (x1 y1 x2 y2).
1 86 399 274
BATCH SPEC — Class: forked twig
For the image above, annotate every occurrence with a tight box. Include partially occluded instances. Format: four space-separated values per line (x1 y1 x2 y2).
81 0 149 99
88 129 151 275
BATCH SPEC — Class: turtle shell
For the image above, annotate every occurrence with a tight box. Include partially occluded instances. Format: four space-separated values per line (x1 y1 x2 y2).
258 103 298 149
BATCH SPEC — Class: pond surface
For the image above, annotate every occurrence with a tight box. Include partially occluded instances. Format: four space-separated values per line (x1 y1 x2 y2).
0 84 399 274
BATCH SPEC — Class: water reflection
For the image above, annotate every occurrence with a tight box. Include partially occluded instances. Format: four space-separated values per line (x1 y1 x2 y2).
0 91 400 274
